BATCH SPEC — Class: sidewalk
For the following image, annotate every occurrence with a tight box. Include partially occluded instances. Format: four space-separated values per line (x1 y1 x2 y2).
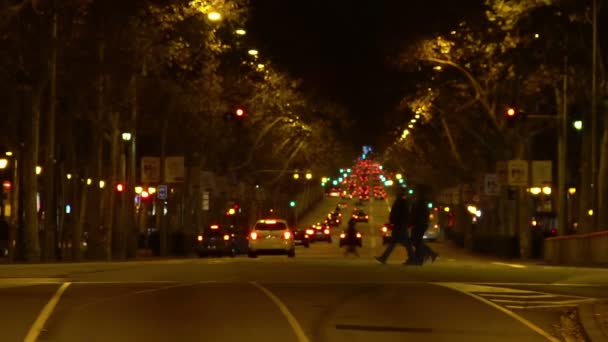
580 300 608 341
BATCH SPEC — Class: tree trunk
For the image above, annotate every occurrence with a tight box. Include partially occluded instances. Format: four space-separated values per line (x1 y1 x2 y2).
579 119 593 233
73 175 87 262
598 126 608 231
108 111 121 260
157 113 168 256
42 8 58 262
126 75 138 258
22 87 43 262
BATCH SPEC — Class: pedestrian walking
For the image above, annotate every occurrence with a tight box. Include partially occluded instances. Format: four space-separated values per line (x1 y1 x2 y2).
375 188 415 264
343 218 360 257
409 185 438 265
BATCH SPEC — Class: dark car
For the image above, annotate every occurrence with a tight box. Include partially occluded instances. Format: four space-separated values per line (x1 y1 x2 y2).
309 223 332 243
339 230 362 247
381 223 393 245
196 224 237 257
327 212 342 226
293 228 310 248
352 210 369 223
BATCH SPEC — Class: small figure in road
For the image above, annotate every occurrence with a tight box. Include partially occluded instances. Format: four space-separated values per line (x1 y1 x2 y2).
375 187 415 264
409 185 438 265
343 218 360 257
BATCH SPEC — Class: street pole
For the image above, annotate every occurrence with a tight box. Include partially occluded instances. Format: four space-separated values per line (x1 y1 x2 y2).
590 0 598 230
557 56 568 235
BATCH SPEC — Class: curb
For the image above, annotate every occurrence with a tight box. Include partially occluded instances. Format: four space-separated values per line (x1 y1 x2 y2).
579 301 608 341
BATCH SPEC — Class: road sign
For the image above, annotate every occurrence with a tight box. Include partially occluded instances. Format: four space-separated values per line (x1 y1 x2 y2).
531 160 552 186
165 156 185 183
484 174 500 196
158 185 168 200
507 160 529 186
141 157 160 183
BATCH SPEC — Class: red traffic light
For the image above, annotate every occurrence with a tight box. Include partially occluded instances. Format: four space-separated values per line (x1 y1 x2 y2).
116 183 124 192
235 107 245 117
506 107 517 117
2 180 11 190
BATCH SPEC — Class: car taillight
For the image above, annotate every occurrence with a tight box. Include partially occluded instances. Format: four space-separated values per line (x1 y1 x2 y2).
197 235 203 242
250 232 257 240
223 234 230 241
340 233 346 238
283 231 291 239
356 233 362 238
365 215 369 219
324 229 330 234
306 229 314 235
381 227 388 232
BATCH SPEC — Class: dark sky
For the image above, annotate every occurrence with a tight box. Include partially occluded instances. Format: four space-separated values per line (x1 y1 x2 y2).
248 0 485 148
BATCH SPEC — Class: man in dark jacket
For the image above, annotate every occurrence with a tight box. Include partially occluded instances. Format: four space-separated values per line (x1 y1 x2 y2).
409 185 438 265
343 218 360 257
375 188 414 264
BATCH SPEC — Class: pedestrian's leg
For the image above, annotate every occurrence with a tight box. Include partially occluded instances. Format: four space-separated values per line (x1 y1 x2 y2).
376 241 396 263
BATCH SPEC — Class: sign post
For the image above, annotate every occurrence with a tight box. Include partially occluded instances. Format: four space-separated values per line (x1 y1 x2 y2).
158 185 168 201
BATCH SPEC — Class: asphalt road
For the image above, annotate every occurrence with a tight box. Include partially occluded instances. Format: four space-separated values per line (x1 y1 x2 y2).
1 196 607 341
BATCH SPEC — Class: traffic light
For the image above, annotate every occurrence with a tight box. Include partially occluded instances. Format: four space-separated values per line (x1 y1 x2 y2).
504 106 524 127
235 107 245 118
116 183 124 192
289 201 296 207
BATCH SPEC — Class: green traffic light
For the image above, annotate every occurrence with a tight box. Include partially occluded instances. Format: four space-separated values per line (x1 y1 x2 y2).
408 189 414 194
289 201 296 207
573 120 583 130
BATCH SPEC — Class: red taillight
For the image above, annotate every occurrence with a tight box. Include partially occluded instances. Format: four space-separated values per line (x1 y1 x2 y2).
324 229 330 234
356 233 362 238
381 226 388 232
365 215 369 219
250 232 258 240
283 231 291 239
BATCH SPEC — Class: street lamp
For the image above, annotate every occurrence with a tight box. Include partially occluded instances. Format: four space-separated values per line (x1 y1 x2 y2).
568 187 577 195
293 173 300 180
99 180 106 189
235 29 246 35
35 166 42 175
542 186 552 195
305 172 312 180
135 186 143 194
0 158 7 169
248 49 259 56
573 120 583 130
530 187 542 195
86 178 92 185
207 11 222 21
66 173 72 180
121 132 132 141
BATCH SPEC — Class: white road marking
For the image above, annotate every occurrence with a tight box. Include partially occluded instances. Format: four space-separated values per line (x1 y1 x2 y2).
491 262 527 269
23 282 71 342
438 282 560 342
250 281 310 342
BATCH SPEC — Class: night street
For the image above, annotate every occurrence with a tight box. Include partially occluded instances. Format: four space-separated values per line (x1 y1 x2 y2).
1 197 605 342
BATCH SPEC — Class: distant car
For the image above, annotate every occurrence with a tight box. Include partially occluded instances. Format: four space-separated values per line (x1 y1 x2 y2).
339 230 362 247
196 224 237 257
381 223 393 245
424 211 441 241
309 223 332 243
352 210 369 223
248 219 295 258
293 228 310 248
327 212 342 226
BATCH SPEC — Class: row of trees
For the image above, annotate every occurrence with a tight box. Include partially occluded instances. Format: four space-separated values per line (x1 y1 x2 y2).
0 0 351 262
384 0 606 244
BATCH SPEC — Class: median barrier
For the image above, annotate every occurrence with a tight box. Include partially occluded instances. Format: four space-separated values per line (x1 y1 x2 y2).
544 230 608 265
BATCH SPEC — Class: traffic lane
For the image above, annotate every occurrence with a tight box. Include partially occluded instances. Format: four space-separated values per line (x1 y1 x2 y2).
42 282 302 342
263 282 550 342
0 284 64 341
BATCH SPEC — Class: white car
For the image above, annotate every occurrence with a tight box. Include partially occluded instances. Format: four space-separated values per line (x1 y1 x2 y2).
248 219 295 258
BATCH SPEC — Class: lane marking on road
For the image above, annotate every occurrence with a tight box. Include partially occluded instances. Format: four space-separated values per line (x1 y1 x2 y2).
250 281 310 342
491 262 527 269
0 278 64 285
23 282 71 342
437 283 560 342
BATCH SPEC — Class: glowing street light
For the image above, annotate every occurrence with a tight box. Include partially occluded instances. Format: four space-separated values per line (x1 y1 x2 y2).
568 187 577 195
573 120 583 131
395 173 403 180
542 186 552 195
121 132 132 141
305 172 312 180
35 166 42 175
530 187 542 195
99 180 106 189
66 173 72 180
321 177 328 183
5 151 12 156
135 186 143 194
0 158 7 169
148 187 157 194
86 178 92 185
248 49 259 56
408 124 414 129
207 11 222 21
235 29 246 35
293 173 300 180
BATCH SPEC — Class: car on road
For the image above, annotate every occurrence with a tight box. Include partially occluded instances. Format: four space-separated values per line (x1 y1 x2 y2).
196 224 237 257
339 230 362 247
293 228 310 248
248 219 295 258
308 223 332 243
327 212 342 226
352 209 369 223
380 223 393 244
